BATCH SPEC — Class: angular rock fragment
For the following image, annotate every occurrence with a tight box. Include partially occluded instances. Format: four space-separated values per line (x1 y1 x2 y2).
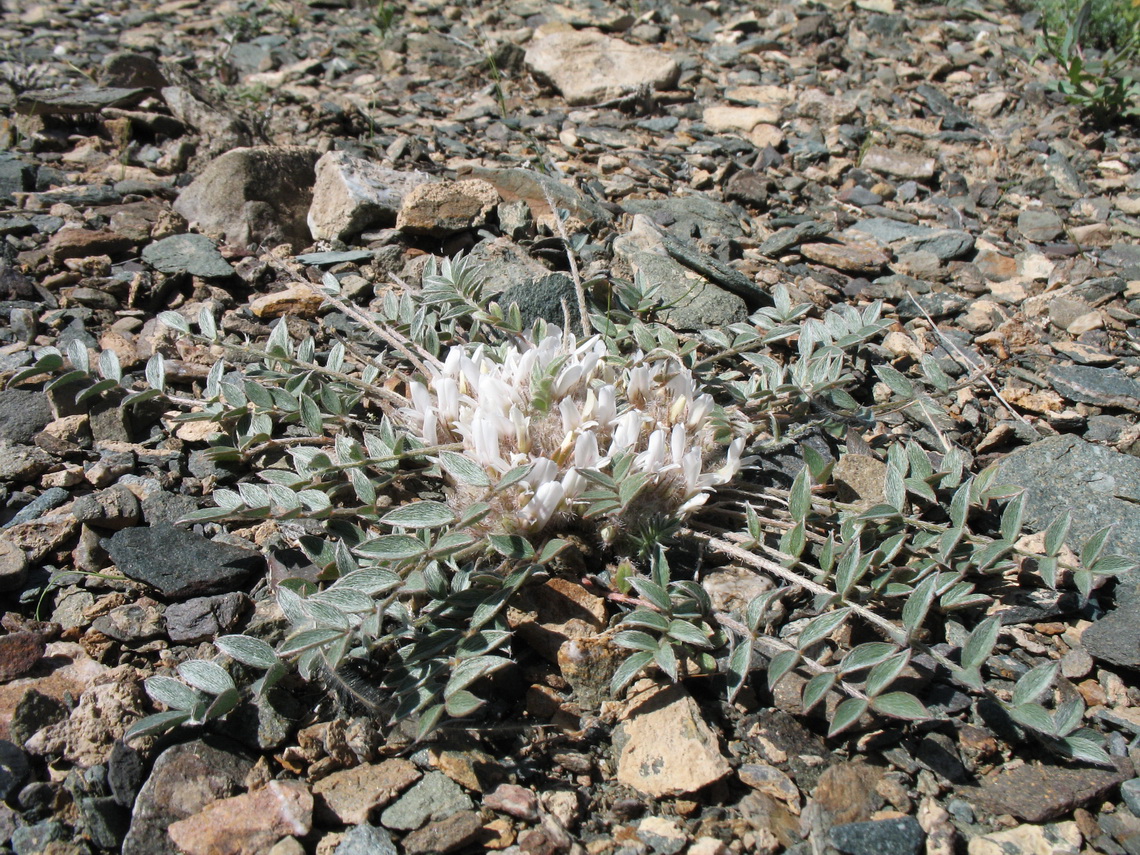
307 152 433 242
173 146 319 251
524 29 680 106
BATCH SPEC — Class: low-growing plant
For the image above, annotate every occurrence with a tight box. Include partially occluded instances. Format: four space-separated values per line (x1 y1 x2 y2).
1035 0 1140 124
8 253 1133 763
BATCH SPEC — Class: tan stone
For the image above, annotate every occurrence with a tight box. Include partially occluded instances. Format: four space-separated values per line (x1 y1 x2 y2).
524 29 679 106
800 241 890 273
167 780 313 855
250 285 326 319
396 179 500 237
311 758 420 825
703 105 782 133
616 684 731 797
968 821 1081 855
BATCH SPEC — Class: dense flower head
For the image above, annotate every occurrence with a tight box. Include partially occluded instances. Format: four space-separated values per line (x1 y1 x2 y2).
404 328 745 534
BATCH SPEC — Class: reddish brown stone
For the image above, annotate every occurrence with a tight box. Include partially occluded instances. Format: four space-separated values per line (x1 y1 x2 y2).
0 633 45 682
44 229 134 265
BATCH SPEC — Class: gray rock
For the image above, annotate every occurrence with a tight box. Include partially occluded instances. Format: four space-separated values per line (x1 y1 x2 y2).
92 600 165 642
108 740 146 809
10 691 68 749
0 444 52 482
524 29 679 106
1048 364 1140 410
294 250 375 266
992 435 1140 563
15 86 149 116
955 760 1128 822
164 592 249 642
379 771 473 831
0 155 35 203
1018 209 1064 242
104 524 261 599
612 217 747 330
79 796 129 850
173 146 319 252
623 195 745 242
1104 243 1140 271
121 738 254 855
1044 151 1088 198
27 184 121 208
10 820 67 855
99 52 169 90
757 220 833 256
2 487 69 529
1122 778 1140 817
0 391 52 444
71 484 141 530
0 741 29 801
846 219 973 260
307 152 434 242
161 85 251 154
498 273 580 333
229 686 301 751
829 816 925 855
1082 609 1140 669
334 823 398 855
142 233 235 278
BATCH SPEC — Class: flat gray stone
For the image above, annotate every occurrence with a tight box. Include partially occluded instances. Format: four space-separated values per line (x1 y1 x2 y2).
829 816 925 855
307 152 433 242
0 391 52 444
334 824 398 855
991 435 1140 564
379 771 473 832
104 524 261 599
623 195 745 242
1018 209 1064 242
956 761 1128 822
15 87 149 115
141 233 235 278
1047 364 1140 410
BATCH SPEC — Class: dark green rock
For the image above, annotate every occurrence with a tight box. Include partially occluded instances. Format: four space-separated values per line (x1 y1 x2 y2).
141 234 235 278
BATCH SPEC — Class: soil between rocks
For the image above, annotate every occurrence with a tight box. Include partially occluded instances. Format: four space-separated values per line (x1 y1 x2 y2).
2 0 1140 853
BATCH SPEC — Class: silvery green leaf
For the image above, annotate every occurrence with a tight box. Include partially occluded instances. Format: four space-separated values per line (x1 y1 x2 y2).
355 534 425 560
125 710 191 742
726 641 753 703
198 306 217 341
611 650 654 696
1054 695 1085 737
237 483 270 509
885 467 905 512
1058 735 1113 766
865 651 911 697
417 704 446 741
920 354 952 393
628 577 671 613
1009 703 1055 735
488 534 535 560
381 501 456 529
297 490 333 512
144 675 201 710
215 635 278 669
744 504 763 544
144 353 166 393
278 628 346 657
336 567 400 595
615 631 659 652
839 642 897 675
779 521 806 562
961 616 1001 671
835 543 864 597
203 687 240 721
1012 662 1058 708
98 348 122 382
445 690 483 718
828 697 869 737
789 468 811 522
1037 556 1058 589
158 311 190 334
267 318 291 356
439 451 491 487
870 692 928 721
1000 492 1026 542
1080 526 1108 572
177 660 235 696
1044 511 1071 557
767 649 800 689
348 468 376 505
66 338 90 373
299 394 323 435
446 655 509 697
801 672 836 714
312 588 375 614
622 608 670 632
296 336 315 364
904 477 938 504
901 575 937 640
668 619 712 648
252 661 287 698
276 585 308 625
1093 555 1137 576
874 364 915 399
797 608 851 651
654 642 679 681
1074 569 1093 601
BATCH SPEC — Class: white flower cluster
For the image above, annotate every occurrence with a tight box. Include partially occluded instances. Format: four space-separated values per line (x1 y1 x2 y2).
406 328 745 534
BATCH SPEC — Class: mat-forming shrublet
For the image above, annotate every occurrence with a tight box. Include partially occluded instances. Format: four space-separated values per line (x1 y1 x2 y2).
405 328 745 532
